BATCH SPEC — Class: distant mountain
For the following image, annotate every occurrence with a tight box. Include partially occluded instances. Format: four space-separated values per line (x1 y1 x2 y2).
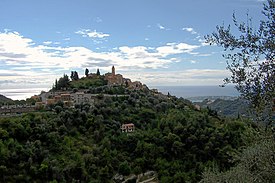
195 98 252 118
187 96 238 102
0 94 14 104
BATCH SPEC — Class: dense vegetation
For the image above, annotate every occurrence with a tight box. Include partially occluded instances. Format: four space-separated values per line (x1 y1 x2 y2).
0 86 258 182
196 98 251 118
200 0 275 181
206 0 275 124
0 94 29 106
69 76 108 90
51 72 108 91
0 94 14 105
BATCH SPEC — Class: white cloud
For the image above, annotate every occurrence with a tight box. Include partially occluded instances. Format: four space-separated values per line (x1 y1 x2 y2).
43 41 52 45
156 43 200 56
123 69 230 86
157 24 165 30
76 29 110 38
182 27 197 34
0 31 200 70
94 17 103 23
157 24 170 30
0 31 210 99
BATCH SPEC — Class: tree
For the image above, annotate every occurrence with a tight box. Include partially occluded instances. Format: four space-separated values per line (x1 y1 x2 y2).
55 74 70 90
70 71 74 81
118 161 130 176
55 79 58 90
70 71 79 81
74 71 79 80
200 137 275 183
96 69 100 76
85 68 89 77
205 0 275 124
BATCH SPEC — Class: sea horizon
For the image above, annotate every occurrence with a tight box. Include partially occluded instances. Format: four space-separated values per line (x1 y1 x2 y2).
150 85 239 99
0 85 239 101
0 88 50 101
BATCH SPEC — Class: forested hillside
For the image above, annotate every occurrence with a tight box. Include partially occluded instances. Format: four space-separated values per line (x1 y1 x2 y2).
0 94 14 105
196 98 251 118
0 86 258 182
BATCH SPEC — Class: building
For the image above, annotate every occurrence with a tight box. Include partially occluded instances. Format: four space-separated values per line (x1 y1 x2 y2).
104 66 146 90
46 99 56 105
71 92 95 105
35 102 44 109
71 92 85 104
128 81 143 90
54 95 61 102
61 93 71 101
121 123 135 133
105 66 124 85
31 95 41 101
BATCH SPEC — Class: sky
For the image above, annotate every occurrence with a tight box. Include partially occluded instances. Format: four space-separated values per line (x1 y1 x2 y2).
0 0 266 99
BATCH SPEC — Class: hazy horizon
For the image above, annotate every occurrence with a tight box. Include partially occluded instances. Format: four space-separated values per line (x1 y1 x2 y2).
0 85 239 101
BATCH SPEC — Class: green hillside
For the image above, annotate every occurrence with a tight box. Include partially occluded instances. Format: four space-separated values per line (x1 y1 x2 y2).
69 76 108 89
196 98 251 118
0 94 14 105
0 85 259 182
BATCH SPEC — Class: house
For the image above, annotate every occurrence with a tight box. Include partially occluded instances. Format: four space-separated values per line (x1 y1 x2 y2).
31 95 41 101
46 99 56 105
54 95 61 101
70 92 95 105
71 92 85 104
128 81 143 90
121 123 135 133
61 93 71 101
35 102 44 109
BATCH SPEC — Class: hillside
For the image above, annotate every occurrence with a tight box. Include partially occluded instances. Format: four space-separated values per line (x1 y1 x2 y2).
0 94 14 105
69 76 108 89
0 83 258 183
196 98 251 118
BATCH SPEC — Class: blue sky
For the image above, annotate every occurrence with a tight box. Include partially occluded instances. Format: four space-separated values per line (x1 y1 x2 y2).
0 0 266 99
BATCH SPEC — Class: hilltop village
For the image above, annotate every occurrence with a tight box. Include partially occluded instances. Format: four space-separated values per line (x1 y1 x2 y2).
35 66 147 108
0 66 161 115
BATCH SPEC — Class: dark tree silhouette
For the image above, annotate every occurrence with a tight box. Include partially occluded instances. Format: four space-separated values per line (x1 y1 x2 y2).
205 0 275 124
85 68 89 77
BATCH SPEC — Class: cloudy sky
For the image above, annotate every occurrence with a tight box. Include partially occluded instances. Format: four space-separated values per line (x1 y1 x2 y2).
0 0 266 99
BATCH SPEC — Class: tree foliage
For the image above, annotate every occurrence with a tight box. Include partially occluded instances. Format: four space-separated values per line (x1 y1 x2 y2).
96 68 100 76
85 68 89 77
0 87 258 182
205 0 275 124
54 74 70 90
70 71 79 81
200 134 275 183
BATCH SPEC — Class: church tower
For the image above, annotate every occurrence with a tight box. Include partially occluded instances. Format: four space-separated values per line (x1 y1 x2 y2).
112 65 115 76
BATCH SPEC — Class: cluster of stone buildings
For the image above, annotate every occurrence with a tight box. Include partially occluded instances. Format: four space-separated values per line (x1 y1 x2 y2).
33 66 145 108
88 66 145 90
35 91 98 109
